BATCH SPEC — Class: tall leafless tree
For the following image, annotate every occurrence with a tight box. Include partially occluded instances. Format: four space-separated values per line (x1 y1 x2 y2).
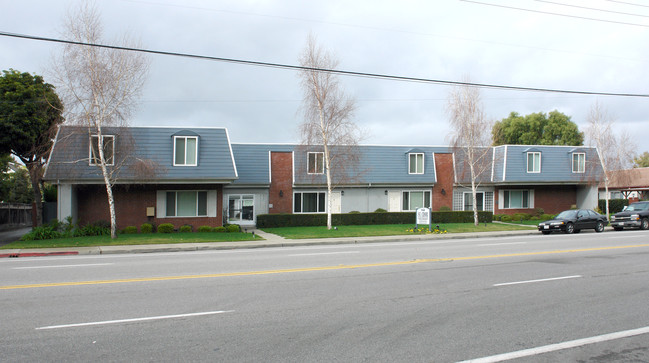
585 101 635 217
298 34 360 230
447 82 493 226
51 3 149 238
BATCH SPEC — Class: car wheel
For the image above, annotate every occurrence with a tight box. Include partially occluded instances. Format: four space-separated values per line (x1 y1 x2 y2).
641 218 649 230
541 231 552 235
564 222 575 234
613 227 623 231
595 221 604 233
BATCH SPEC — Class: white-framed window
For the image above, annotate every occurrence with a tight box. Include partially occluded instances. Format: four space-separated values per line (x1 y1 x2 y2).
165 191 208 217
174 136 198 166
89 135 114 166
228 194 255 223
307 152 324 174
502 190 532 209
572 152 585 173
527 152 541 173
408 153 424 174
463 192 484 211
402 190 431 211
294 191 326 213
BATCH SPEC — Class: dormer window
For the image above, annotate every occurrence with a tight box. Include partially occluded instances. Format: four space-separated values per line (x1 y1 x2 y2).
174 136 198 166
572 152 585 173
527 152 541 173
307 152 324 174
90 135 114 166
409 153 424 174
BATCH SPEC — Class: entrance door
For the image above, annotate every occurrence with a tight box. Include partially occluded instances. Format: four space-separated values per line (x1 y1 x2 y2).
330 191 341 214
464 192 484 211
228 195 255 224
388 191 401 212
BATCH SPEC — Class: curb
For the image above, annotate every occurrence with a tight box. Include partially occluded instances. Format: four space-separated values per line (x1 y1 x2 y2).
0 229 540 258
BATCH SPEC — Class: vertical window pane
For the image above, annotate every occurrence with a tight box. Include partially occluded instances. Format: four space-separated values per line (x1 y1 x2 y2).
318 192 325 212
476 192 484 211
186 138 197 165
417 154 423 173
424 191 431 208
90 136 100 164
308 153 315 173
504 191 510 208
510 191 523 208
403 192 409 210
177 191 197 216
104 136 114 165
197 191 207 216
464 193 473 211
166 192 176 217
175 138 186 165
294 193 302 213
409 154 416 173
411 191 424 210
523 190 529 208
303 193 317 212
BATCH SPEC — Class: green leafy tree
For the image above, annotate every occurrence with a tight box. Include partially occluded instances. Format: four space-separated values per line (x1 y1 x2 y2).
6 167 33 204
633 151 649 168
0 69 64 224
0 153 12 202
492 110 584 146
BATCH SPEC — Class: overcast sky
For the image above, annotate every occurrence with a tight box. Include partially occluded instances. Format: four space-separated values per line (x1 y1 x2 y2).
2 0 648 153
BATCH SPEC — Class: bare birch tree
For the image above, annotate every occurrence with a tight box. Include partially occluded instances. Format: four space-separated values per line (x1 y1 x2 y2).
51 3 149 238
585 101 635 217
298 34 359 230
447 82 493 226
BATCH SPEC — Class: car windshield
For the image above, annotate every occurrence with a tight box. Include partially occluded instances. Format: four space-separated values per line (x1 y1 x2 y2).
625 202 649 212
556 210 577 219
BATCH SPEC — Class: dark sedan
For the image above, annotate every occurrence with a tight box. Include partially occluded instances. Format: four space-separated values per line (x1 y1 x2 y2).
538 209 608 235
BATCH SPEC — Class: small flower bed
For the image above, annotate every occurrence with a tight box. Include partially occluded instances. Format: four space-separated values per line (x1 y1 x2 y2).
405 226 447 234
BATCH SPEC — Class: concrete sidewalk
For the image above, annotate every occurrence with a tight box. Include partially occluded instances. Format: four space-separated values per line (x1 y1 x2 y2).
0 228 539 258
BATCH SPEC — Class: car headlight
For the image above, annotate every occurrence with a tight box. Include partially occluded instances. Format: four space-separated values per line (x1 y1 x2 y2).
611 216 616 221
551 222 564 225
632 214 640 220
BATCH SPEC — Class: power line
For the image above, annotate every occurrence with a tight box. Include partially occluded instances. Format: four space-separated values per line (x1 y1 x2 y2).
535 0 649 18
1 30 649 98
460 0 649 28
605 0 649 9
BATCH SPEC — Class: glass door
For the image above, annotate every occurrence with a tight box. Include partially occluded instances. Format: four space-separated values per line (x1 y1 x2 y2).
228 195 255 224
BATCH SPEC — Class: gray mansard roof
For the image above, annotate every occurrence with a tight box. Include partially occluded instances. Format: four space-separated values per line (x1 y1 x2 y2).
44 126 238 183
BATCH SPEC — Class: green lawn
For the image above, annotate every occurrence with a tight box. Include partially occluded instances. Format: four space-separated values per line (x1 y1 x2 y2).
1 232 261 249
262 223 536 239
497 220 543 226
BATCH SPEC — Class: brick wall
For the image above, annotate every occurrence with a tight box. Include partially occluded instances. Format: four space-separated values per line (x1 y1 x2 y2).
494 185 577 215
76 184 223 230
269 152 293 214
433 153 453 211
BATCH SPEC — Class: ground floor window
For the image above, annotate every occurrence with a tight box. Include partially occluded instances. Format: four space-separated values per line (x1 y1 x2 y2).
402 190 431 211
294 191 326 213
464 192 484 211
502 190 531 209
228 194 254 223
166 191 207 217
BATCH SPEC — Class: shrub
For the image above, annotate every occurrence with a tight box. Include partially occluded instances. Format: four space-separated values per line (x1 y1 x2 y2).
226 224 240 233
73 221 110 237
530 216 539 221
540 214 555 221
197 225 213 233
214 226 227 233
157 223 174 233
20 225 62 241
140 223 153 234
349 211 360 214
512 213 531 221
500 215 512 222
374 208 387 213
179 225 192 233
598 199 628 214
122 226 138 234
438 206 452 212
533 208 545 217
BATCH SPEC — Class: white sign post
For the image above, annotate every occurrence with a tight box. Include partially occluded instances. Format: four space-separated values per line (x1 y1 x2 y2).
416 207 431 232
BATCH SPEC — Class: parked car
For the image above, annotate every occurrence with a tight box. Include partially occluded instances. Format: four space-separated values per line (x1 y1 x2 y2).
538 209 608 235
610 201 649 231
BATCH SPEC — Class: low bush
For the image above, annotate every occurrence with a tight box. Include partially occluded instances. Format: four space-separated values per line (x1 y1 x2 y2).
533 208 545 217
438 206 452 212
257 211 493 228
20 225 62 241
226 224 240 233
179 225 192 233
530 216 540 221
214 226 227 233
197 225 213 233
73 222 110 237
512 213 531 221
122 226 138 234
157 223 174 233
374 208 387 213
540 214 555 221
500 215 512 222
140 223 153 233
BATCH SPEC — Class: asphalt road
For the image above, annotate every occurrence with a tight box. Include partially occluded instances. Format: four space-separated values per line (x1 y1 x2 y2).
2 230 649 362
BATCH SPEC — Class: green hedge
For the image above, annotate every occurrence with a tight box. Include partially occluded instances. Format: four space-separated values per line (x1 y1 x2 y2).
257 211 493 228
598 199 629 214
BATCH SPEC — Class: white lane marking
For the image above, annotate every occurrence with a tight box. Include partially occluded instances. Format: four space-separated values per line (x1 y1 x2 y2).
288 251 360 257
493 275 581 287
36 310 234 330
13 263 113 270
477 242 527 247
458 326 649 363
